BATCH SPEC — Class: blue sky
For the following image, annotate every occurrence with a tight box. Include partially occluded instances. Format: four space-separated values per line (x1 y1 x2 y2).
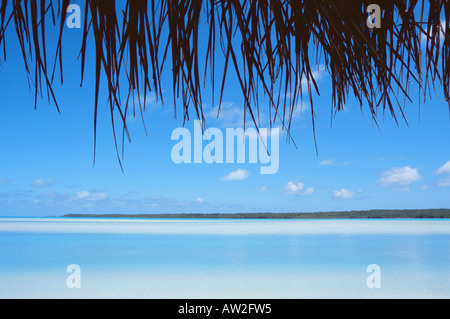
0 2 450 216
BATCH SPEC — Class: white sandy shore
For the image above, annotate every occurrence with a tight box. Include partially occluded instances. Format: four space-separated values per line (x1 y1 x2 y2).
1 218 449 235
1 267 448 299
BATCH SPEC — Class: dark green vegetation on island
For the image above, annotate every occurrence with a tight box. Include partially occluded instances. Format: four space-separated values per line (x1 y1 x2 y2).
63 209 450 219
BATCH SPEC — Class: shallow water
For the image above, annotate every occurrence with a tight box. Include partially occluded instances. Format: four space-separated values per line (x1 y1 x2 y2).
0 218 449 298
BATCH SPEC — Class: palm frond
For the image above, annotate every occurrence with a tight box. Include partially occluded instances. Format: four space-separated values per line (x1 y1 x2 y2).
0 0 448 164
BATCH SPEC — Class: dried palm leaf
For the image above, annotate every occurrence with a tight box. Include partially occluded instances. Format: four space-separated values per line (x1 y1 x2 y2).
0 0 448 166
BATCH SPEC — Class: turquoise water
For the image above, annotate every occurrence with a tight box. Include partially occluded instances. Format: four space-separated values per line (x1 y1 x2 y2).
0 218 449 298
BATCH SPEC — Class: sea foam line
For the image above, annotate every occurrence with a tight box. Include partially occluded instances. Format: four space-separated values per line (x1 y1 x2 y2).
0 218 449 235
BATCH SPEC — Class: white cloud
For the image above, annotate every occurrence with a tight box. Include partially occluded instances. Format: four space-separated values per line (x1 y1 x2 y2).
421 20 446 45
301 64 326 90
319 159 335 166
291 101 310 120
196 197 204 203
256 186 268 192
433 161 450 187
0 178 11 185
437 176 450 187
283 181 314 196
379 166 423 189
31 178 53 188
241 126 282 141
221 169 250 181
0 189 255 215
204 65 325 129
206 102 266 128
333 188 356 200
276 65 325 121
436 161 450 175
319 159 355 166
76 190 108 201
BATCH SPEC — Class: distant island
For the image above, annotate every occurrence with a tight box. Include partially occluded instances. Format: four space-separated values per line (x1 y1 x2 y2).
63 209 450 219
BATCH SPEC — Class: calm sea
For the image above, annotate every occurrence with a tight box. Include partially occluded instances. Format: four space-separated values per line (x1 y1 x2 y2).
0 217 449 298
